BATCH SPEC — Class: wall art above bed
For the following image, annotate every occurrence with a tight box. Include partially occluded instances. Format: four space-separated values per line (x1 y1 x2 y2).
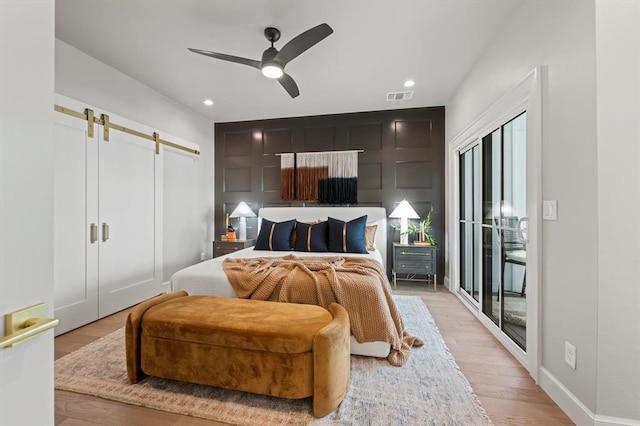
280 150 360 204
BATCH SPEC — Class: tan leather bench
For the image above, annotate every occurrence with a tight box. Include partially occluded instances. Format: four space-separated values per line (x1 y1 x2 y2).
125 291 350 417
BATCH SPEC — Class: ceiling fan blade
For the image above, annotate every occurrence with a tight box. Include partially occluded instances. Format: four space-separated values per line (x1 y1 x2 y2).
188 48 261 70
278 73 300 98
275 23 333 66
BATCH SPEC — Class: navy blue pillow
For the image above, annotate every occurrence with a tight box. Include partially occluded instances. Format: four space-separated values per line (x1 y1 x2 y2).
327 215 368 254
293 220 329 252
254 219 295 251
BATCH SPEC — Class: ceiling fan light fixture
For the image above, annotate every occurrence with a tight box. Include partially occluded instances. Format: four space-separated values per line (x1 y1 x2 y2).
261 63 283 79
188 23 333 98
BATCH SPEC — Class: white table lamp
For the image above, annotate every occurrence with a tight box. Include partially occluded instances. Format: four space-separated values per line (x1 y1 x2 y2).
229 201 256 241
389 199 420 245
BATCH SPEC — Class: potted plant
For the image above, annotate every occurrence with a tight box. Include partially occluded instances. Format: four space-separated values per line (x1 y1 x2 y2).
414 207 436 246
390 221 417 239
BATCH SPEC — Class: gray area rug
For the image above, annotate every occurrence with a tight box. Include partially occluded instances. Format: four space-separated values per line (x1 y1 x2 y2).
55 296 491 425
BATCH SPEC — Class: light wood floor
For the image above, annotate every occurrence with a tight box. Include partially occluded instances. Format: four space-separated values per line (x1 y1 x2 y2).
55 284 574 425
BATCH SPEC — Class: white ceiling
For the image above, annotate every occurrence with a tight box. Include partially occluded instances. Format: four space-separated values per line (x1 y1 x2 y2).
55 0 519 123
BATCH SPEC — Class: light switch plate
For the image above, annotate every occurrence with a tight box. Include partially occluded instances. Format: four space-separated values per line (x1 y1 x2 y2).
543 200 558 220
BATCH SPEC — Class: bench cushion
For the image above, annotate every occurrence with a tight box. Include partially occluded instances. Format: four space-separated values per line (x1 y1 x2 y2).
142 295 333 354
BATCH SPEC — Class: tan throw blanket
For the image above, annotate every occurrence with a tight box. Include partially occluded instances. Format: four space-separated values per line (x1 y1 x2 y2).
222 255 423 366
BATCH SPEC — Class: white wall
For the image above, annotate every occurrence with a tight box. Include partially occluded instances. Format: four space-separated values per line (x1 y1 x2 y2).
0 0 56 424
55 40 215 280
446 0 601 419
595 1 640 421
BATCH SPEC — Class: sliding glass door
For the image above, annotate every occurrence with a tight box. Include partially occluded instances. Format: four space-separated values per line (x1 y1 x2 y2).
460 112 527 350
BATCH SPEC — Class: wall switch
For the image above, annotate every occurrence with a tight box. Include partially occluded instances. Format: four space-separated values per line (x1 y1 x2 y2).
200 252 205 261
565 341 577 369
543 200 558 220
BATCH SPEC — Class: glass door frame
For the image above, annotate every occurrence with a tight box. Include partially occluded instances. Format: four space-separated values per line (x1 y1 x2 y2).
447 67 542 380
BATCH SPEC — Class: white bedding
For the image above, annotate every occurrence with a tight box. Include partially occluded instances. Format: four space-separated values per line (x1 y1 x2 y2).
171 246 384 298
169 206 391 358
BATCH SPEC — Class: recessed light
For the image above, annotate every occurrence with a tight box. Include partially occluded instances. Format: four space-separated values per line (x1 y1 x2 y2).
203 99 214 106
404 80 415 88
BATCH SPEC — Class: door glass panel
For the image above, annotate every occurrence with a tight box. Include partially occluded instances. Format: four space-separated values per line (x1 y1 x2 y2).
459 146 479 301
482 129 501 226
501 112 527 350
481 129 501 324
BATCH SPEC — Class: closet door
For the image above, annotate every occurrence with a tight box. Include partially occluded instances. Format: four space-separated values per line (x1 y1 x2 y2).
53 110 99 335
97 121 162 317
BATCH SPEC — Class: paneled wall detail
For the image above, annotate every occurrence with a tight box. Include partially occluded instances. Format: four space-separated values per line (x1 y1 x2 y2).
348 122 383 151
215 107 445 275
395 160 433 189
359 163 383 190
303 126 336 151
263 129 292 154
261 165 280 192
224 131 252 156
395 119 432 148
223 167 251 192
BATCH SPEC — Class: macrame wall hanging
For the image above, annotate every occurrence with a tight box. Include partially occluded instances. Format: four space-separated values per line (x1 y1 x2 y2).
279 150 360 204
280 153 295 201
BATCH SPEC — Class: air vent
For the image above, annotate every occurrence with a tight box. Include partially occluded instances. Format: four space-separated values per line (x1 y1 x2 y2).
386 91 413 101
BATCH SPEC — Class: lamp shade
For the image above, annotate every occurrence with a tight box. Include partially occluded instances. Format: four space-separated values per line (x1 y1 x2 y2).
389 200 419 219
389 200 419 245
229 201 256 218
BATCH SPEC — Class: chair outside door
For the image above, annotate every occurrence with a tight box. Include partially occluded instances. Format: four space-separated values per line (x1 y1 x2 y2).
501 216 526 296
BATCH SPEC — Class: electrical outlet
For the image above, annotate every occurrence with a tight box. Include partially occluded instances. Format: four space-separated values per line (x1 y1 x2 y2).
565 341 577 369
200 252 205 261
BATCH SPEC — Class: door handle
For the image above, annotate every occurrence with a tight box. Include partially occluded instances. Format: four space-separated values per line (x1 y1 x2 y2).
0 303 59 349
0 318 59 349
102 222 110 242
90 223 98 244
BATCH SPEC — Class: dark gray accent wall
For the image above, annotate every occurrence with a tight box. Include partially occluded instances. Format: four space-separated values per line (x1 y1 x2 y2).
215 106 445 276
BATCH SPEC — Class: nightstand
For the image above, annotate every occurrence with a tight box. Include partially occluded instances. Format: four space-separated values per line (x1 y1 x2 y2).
212 239 255 258
392 242 437 292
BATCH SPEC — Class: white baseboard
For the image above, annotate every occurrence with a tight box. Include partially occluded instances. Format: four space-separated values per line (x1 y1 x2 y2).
594 415 640 426
162 280 171 293
539 367 640 426
539 367 595 425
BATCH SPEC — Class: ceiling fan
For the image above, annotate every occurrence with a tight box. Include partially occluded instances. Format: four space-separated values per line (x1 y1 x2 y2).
188 23 333 98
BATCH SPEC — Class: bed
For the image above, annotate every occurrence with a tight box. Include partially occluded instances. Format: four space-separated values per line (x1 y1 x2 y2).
171 207 406 361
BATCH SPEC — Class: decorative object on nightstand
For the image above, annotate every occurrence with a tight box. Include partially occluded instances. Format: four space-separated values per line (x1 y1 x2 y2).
413 206 437 246
392 242 437 292
229 201 256 241
213 239 255 258
223 213 235 240
389 200 420 245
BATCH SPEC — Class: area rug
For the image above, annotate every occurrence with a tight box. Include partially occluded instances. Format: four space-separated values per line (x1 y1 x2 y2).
55 296 491 425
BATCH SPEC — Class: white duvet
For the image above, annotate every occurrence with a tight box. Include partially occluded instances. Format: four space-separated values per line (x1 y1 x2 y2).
170 246 384 298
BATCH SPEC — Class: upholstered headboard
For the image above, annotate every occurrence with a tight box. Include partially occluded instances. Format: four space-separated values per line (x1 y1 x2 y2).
257 207 388 268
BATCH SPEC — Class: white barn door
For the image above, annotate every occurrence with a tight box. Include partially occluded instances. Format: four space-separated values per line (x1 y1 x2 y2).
53 97 164 331
97 114 163 317
53 108 99 334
